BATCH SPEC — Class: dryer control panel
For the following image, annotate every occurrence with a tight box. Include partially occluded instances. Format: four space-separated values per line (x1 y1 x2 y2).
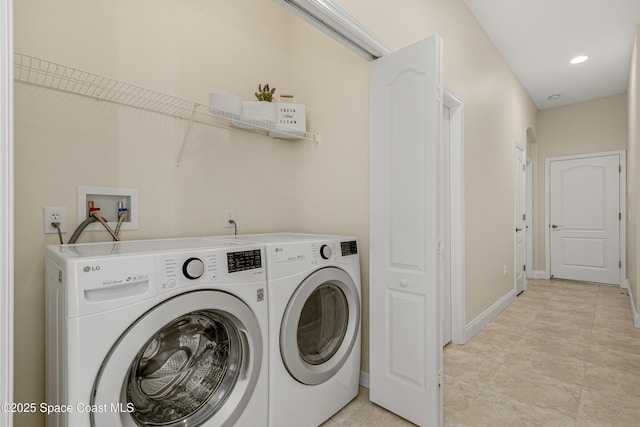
312 241 338 262
311 240 358 262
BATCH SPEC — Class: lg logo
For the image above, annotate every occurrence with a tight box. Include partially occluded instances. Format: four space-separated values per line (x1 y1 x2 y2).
83 265 101 272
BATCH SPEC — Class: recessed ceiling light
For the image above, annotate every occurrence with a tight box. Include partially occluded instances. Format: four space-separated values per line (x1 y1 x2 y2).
548 94 561 101
570 55 589 64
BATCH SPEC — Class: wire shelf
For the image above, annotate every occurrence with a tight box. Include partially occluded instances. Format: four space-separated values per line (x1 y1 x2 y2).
13 52 319 142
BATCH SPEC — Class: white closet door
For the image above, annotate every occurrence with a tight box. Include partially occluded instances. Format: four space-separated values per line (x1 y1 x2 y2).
549 154 621 284
369 34 443 427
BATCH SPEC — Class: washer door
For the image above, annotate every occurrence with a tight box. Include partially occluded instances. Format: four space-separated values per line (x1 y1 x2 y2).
91 290 262 427
280 267 360 385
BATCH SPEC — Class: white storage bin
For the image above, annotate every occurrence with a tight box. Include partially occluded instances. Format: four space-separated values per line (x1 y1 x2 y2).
233 101 277 129
209 92 242 115
270 102 306 138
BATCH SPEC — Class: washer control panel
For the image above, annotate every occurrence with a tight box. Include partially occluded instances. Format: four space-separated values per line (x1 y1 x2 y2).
156 251 218 292
183 257 206 279
156 248 264 293
227 249 262 273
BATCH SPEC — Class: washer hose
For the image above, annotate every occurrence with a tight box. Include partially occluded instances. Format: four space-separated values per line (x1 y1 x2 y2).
114 209 127 239
90 211 120 241
68 215 98 244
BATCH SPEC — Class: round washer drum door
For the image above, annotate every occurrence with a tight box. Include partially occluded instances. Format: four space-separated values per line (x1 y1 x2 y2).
280 267 360 385
91 290 262 427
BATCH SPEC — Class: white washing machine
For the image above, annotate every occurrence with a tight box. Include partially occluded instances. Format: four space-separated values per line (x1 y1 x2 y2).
45 238 268 427
210 233 361 427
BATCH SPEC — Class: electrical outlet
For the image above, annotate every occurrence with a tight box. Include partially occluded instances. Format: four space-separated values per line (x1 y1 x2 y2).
224 209 236 228
44 207 67 234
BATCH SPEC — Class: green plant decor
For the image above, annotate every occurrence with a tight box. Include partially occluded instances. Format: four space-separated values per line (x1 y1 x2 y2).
255 83 276 102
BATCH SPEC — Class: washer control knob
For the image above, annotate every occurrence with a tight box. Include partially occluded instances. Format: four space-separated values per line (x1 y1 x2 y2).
183 257 205 280
320 244 333 260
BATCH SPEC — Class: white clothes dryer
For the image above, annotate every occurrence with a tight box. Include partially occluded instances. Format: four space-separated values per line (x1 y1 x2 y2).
45 238 268 427
210 233 361 427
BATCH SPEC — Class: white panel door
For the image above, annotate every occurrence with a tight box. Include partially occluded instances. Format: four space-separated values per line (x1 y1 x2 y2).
369 35 442 427
515 145 526 294
549 154 621 284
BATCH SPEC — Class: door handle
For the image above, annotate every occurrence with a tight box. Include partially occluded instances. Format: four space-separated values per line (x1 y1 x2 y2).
515 227 522 232
551 224 561 229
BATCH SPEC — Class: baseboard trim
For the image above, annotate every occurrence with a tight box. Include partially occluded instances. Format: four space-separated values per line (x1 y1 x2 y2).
359 371 370 388
533 270 550 279
464 289 516 341
627 280 640 329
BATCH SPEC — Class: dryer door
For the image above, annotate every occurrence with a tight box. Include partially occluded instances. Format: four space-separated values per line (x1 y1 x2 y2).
91 290 262 427
280 267 360 385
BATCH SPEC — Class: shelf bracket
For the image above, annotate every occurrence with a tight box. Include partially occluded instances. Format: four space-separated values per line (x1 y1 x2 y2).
176 103 197 167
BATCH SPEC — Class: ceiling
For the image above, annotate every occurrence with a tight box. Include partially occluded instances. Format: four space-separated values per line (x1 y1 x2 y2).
464 0 640 109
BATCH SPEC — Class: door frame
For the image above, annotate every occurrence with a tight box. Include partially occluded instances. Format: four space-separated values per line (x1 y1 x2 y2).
443 89 465 344
514 143 526 293
525 156 533 278
544 150 626 284
1 0 13 424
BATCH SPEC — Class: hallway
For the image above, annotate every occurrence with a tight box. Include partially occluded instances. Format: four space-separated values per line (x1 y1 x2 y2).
323 279 640 426
445 279 640 426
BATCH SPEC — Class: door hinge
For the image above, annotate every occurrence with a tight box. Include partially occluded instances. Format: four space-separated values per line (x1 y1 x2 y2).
523 214 526 221
523 265 526 272
619 260 622 269
619 165 622 173
619 212 622 221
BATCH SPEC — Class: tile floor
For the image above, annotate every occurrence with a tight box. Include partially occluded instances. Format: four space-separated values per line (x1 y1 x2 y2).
321 279 640 426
